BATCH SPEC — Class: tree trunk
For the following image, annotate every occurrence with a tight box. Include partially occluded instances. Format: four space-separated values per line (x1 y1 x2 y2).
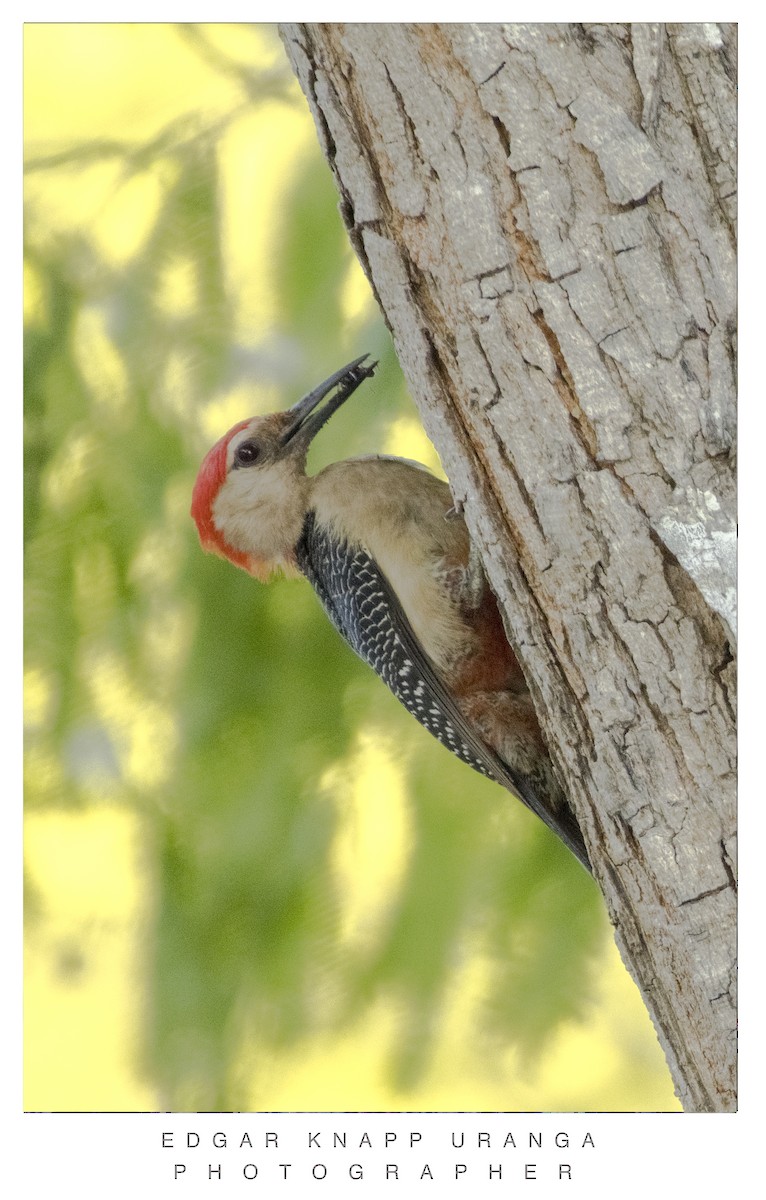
280 21 737 1113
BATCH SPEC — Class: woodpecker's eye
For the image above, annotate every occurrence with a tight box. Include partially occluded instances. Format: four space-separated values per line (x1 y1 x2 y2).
234 440 260 468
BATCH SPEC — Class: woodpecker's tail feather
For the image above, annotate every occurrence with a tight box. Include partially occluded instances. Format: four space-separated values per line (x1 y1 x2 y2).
489 757 591 872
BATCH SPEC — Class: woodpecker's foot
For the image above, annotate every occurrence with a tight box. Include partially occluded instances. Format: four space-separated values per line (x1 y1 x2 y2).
458 538 486 612
445 494 465 520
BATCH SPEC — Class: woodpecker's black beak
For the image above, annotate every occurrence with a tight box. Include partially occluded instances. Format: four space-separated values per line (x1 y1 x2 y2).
281 355 377 448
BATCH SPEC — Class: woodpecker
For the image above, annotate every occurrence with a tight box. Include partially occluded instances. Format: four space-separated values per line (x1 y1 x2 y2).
191 356 589 870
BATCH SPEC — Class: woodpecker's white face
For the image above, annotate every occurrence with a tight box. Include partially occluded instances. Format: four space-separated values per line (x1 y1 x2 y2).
191 356 376 579
211 415 311 577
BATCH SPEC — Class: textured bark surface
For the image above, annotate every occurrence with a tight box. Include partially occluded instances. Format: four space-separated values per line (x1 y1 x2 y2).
280 22 737 1113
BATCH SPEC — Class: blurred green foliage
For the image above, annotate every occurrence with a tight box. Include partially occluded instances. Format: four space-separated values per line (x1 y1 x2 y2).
24 24 611 1112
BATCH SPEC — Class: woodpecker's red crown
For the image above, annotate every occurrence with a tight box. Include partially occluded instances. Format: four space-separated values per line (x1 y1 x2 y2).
191 418 253 570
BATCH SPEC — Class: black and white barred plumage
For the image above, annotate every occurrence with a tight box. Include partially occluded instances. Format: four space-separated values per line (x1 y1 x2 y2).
298 512 521 783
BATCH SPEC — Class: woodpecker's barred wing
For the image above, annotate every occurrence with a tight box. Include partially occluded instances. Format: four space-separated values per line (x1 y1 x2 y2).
297 513 589 870
297 514 503 779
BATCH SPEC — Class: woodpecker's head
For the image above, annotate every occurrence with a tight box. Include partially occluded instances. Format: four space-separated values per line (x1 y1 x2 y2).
191 355 376 579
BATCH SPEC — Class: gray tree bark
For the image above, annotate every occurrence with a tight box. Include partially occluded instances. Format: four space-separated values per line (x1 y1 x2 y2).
280 21 737 1113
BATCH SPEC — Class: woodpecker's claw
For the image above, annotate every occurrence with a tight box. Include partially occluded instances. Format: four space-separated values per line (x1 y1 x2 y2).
445 497 466 520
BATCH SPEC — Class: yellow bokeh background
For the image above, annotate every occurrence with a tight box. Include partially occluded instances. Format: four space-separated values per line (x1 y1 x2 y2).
24 24 680 1113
